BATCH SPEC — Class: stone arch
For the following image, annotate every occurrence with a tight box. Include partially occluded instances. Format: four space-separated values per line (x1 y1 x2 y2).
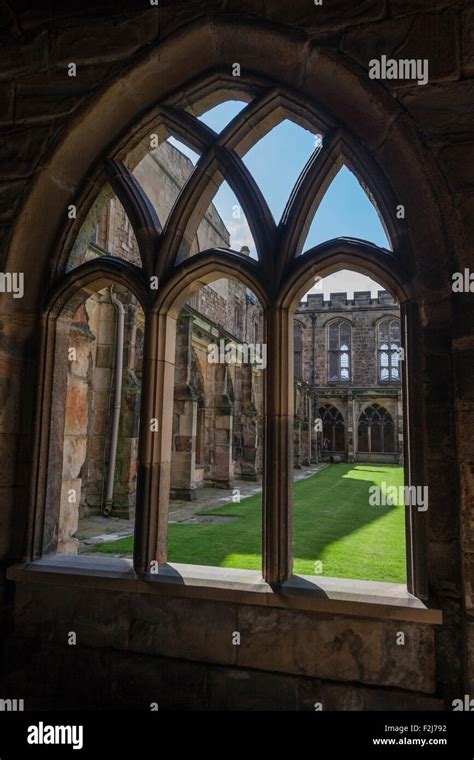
30 269 146 557
318 403 345 454
358 403 395 455
5 19 455 314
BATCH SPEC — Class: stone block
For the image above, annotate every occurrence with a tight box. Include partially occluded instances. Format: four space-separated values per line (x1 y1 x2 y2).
462 5 474 72
0 180 26 222
400 81 474 140
69 338 93 378
0 84 13 124
52 11 159 66
297 677 442 711
96 344 112 368
174 435 192 452
208 667 298 711
439 143 474 192
0 433 16 486
453 347 474 401
0 125 56 180
64 377 89 436
0 29 48 80
129 595 237 666
452 192 474 265
14 66 124 122
62 435 87 480
58 479 80 554
92 367 112 393
264 0 386 32
390 0 462 15
235 607 435 693
14 584 131 651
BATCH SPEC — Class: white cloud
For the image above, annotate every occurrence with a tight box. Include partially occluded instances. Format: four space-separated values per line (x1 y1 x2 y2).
224 218 256 256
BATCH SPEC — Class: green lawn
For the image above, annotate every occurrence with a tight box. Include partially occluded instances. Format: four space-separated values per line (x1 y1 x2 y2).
88 463 406 583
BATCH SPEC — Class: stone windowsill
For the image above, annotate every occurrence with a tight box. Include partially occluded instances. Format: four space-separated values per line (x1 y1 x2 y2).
7 555 442 625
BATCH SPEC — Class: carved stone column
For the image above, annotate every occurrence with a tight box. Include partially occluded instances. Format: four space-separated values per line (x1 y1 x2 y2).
263 305 293 584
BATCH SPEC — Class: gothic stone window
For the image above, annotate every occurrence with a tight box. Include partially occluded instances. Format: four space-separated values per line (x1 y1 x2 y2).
328 320 351 383
318 404 345 452
35 80 417 593
358 404 395 453
378 318 401 383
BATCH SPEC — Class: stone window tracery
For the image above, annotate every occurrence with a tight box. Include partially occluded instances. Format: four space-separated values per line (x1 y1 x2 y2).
328 320 351 382
358 404 395 454
39 84 412 588
377 318 401 383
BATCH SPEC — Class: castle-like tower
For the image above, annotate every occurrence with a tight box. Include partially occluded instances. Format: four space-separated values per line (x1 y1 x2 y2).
294 291 403 467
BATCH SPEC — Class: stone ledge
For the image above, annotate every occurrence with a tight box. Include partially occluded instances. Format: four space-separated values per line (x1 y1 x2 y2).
7 555 442 625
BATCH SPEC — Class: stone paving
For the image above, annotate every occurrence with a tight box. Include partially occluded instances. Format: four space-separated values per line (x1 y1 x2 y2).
78 464 326 553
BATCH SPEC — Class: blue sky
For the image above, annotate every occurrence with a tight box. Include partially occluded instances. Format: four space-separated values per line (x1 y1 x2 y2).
168 101 392 298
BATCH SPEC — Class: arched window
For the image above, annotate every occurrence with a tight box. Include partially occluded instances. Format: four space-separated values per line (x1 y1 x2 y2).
318 405 345 452
377 318 401 383
328 320 351 382
294 321 303 380
358 404 395 453
32 81 413 592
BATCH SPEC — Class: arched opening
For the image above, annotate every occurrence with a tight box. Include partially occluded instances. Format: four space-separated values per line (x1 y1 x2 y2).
21 58 435 601
44 279 145 558
165 276 265 571
358 404 396 457
319 404 345 455
291 267 406 584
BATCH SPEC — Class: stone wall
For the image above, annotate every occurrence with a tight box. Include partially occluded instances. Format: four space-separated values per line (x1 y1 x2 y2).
293 292 403 465
59 287 144 547
3 571 441 711
297 291 400 388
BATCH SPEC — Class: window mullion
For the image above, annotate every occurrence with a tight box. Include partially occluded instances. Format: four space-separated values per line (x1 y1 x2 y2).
263 304 293 584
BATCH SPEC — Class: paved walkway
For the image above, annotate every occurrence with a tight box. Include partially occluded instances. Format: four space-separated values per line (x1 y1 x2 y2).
77 463 326 552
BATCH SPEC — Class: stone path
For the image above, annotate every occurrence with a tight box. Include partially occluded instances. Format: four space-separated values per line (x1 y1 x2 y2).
78 463 327 553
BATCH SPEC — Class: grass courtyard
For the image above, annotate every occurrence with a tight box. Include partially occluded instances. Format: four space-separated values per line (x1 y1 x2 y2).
88 463 406 584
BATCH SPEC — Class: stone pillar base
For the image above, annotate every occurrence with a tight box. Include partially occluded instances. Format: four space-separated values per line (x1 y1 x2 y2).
170 488 197 501
57 537 80 555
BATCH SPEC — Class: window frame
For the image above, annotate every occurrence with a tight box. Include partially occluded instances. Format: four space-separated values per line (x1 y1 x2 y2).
377 317 401 384
327 319 352 384
28 79 426 606
357 403 396 454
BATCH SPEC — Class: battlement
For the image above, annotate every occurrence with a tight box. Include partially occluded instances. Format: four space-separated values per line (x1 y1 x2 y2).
298 290 397 311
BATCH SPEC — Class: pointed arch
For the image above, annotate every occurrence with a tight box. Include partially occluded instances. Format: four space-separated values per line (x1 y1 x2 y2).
358 404 395 454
